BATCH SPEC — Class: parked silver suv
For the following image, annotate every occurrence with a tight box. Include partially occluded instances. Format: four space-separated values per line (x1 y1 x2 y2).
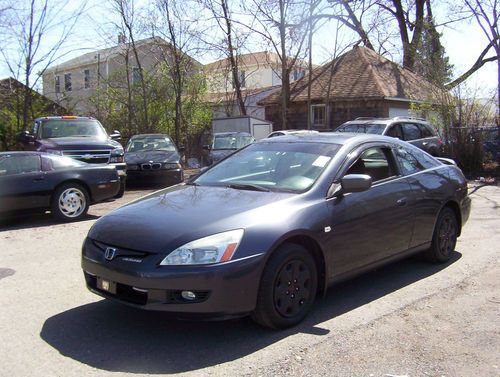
335 117 443 156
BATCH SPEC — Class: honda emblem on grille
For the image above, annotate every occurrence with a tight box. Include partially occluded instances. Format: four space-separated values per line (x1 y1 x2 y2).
104 247 117 261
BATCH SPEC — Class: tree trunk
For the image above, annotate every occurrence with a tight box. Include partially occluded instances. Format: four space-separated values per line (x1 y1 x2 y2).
221 0 246 116
279 0 288 130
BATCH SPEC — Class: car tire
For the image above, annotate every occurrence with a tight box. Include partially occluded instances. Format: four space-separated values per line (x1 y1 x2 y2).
252 243 318 329
114 178 125 198
423 207 458 263
51 183 90 222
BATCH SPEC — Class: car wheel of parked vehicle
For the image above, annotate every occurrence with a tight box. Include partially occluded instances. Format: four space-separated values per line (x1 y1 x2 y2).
252 243 318 329
114 178 125 198
51 183 89 221
424 207 458 263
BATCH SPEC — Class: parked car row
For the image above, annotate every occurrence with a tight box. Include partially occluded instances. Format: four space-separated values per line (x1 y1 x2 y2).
3 115 448 222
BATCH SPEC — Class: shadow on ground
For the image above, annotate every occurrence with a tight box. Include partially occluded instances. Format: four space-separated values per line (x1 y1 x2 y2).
0 213 100 232
40 252 461 374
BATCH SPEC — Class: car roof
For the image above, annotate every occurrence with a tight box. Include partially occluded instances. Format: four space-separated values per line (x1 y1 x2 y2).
340 117 430 126
0 151 42 156
214 132 253 136
34 116 96 121
130 134 172 138
257 132 401 146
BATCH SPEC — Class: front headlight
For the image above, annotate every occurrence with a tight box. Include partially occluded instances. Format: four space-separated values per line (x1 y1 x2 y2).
46 149 63 155
110 148 124 163
163 163 181 170
160 229 244 266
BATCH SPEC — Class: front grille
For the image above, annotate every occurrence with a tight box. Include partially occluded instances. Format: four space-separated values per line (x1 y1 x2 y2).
63 149 111 164
141 163 162 170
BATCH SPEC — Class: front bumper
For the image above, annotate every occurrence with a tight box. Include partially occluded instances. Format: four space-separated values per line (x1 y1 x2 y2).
81 237 265 318
90 180 121 202
126 168 183 184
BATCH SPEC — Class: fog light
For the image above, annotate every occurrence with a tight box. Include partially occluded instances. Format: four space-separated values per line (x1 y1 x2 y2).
181 290 196 300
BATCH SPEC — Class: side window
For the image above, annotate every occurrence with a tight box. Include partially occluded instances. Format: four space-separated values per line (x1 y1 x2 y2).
0 155 40 176
418 123 434 138
386 124 403 139
408 146 439 169
396 147 425 175
15 155 41 173
345 147 395 182
402 123 422 141
0 156 14 176
30 121 40 137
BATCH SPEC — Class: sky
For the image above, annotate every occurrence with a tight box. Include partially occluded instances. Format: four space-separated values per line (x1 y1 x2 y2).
0 0 497 99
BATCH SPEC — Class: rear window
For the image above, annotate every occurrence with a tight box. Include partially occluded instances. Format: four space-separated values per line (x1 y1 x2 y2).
336 123 386 135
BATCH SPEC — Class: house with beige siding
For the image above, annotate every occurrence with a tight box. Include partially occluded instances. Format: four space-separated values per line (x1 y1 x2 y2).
42 36 201 115
204 52 308 118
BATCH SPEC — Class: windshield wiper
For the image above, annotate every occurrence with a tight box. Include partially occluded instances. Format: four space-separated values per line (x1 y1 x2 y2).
226 183 270 192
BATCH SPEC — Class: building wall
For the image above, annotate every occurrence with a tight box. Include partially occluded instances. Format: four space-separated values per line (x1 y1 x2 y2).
42 41 185 115
265 99 392 131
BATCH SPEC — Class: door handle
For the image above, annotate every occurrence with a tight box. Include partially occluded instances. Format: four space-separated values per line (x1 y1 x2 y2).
422 141 429 146
33 177 45 182
396 198 407 206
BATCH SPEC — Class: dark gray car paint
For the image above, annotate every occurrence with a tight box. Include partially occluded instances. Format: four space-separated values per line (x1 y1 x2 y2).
83 133 470 316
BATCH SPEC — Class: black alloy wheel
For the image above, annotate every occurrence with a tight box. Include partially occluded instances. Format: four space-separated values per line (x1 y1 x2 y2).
424 207 458 263
252 243 318 329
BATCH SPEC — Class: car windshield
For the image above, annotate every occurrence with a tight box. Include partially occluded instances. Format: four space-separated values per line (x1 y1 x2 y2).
336 123 386 135
40 119 108 139
44 154 87 169
213 135 255 150
194 142 340 193
126 136 177 152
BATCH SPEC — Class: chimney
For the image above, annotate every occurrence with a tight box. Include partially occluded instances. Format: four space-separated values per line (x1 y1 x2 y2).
118 33 126 45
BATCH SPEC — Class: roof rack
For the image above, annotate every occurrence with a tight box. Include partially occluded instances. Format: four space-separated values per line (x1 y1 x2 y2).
393 116 427 121
354 117 377 120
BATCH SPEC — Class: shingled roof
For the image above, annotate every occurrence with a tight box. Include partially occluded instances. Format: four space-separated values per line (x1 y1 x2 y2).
204 51 282 71
259 46 443 105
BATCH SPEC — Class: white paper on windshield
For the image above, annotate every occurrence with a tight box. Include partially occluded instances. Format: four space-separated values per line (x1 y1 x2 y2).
312 155 330 167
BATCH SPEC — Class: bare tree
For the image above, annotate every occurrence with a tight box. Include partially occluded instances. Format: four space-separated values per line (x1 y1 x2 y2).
446 0 499 116
113 0 150 132
199 0 247 116
0 0 86 128
246 0 310 129
153 0 202 147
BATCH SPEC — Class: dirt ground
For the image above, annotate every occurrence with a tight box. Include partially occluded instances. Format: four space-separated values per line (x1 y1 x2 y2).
0 182 499 377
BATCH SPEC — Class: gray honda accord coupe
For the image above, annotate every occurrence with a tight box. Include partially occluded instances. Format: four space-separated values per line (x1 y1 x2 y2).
82 133 471 329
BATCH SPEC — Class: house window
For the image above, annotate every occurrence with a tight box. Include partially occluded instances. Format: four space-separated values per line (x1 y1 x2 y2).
84 69 90 88
64 73 72 92
293 69 305 81
132 67 142 85
311 104 326 127
55 76 60 93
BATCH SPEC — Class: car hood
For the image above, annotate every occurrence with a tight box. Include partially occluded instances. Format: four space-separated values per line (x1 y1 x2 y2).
125 150 180 164
39 137 121 151
88 184 295 253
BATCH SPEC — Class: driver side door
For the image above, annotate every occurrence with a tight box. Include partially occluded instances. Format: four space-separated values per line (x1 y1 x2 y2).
325 145 415 279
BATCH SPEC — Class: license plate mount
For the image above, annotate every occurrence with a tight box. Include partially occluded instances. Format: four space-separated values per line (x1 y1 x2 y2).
97 277 117 294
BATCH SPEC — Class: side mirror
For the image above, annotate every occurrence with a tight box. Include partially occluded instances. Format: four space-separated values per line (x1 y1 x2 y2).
17 130 35 143
110 130 121 141
340 174 372 194
178 146 185 153
203 144 211 151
